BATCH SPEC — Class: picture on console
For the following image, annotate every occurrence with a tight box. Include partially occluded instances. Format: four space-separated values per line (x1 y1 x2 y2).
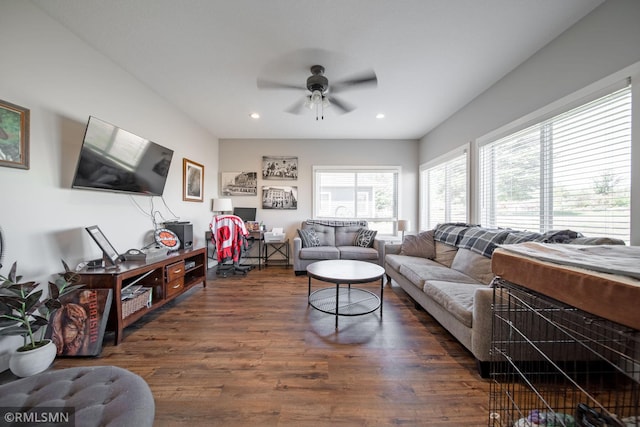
47 289 113 357
262 185 297 210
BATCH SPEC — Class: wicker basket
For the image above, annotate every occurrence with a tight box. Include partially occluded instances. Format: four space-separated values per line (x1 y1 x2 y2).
122 287 152 319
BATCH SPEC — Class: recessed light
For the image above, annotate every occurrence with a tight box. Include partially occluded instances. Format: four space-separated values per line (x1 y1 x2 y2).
250 113 260 119
376 113 385 119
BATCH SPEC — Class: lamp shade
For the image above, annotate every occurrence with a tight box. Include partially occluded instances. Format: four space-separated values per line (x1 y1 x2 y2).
212 198 233 213
397 220 409 232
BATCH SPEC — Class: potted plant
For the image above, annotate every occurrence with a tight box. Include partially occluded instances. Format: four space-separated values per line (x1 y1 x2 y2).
0 260 84 377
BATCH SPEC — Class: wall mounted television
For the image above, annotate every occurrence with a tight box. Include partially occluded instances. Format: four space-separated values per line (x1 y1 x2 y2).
71 116 174 196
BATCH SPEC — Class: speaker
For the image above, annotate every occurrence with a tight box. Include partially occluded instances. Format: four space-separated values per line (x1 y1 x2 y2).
164 222 193 250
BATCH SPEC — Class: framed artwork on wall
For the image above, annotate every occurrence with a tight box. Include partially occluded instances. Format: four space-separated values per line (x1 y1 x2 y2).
0 99 30 170
183 158 204 202
262 156 297 180
221 171 257 196
262 186 298 210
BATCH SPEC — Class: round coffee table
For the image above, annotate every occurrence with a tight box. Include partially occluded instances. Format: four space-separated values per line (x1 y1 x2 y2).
306 260 385 329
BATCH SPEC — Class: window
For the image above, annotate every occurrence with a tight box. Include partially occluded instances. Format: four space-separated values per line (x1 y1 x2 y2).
479 84 632 242
420 146 468 230
313 166 399 234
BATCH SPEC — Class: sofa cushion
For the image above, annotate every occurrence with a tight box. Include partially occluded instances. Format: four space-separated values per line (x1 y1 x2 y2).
298 246 340 260
434 241 458 268
400 230 435 259
458 228 511 258
335 225 364 246
385 254 439 271
422 280 484 328
398 263 479 289
297 229 320 248
354 228 377 248
301 222 335 246
338 246 379 261
451 248 494 285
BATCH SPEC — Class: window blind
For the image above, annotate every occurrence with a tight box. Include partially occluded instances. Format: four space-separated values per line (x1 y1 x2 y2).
313 166 399 234
479 84 632 242
420 149 468 230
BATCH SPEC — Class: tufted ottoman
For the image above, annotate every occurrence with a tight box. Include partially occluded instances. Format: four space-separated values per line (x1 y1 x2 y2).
0 365 154 426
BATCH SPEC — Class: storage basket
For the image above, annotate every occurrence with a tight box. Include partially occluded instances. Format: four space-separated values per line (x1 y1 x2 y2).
121 287 152 319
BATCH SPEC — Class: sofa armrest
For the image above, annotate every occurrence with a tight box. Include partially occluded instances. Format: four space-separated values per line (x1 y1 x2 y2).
373 238 385 265
293 237 303 271
471 285 499 362
385 243 401 255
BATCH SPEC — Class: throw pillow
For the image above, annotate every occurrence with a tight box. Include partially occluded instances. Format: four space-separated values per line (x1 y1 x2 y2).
400 230 435 259
354 228 377 248
297 229 320 248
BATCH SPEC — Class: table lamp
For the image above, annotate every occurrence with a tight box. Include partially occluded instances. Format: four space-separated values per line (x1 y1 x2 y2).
397 219 409 240
212 198 233 215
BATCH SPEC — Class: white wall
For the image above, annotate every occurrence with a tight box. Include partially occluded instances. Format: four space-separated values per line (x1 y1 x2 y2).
0 1 219 282
219 138 419 239
419 0 640 245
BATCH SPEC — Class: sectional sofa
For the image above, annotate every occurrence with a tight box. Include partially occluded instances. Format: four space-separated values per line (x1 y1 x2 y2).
384 223 623 375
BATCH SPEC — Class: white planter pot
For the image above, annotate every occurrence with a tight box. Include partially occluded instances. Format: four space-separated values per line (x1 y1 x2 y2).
9 340 56 377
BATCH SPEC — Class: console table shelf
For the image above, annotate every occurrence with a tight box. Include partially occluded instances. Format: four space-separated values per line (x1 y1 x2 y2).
76 247 207 344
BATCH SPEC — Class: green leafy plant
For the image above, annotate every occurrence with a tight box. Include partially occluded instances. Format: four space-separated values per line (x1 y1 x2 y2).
0 260 84 351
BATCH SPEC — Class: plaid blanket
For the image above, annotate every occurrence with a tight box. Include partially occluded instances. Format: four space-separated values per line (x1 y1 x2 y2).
458 228 511 258
433 223 478 246
306 219 368 227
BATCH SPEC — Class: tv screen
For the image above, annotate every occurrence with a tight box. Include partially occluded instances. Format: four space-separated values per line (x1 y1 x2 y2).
71 116 173 196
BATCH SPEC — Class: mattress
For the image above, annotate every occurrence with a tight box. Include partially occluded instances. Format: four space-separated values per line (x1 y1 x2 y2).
491 242 640 331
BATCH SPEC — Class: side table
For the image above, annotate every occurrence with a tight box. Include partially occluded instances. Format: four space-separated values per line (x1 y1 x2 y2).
263 239 290 267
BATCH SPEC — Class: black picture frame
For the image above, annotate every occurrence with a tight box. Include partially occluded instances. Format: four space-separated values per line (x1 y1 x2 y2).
85 225 121 266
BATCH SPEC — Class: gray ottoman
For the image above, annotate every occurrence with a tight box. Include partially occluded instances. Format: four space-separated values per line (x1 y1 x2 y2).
0 366 154 426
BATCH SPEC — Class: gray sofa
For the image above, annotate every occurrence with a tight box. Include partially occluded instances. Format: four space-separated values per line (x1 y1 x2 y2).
384 223 624 375
293 219 384 275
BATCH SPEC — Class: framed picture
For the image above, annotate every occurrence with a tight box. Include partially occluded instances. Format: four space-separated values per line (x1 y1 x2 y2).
262 185 298 210
221 171 257 196
85 225 121 266
0 99 30 170
47 289 113 357
262 156 297 180
183 158 204 202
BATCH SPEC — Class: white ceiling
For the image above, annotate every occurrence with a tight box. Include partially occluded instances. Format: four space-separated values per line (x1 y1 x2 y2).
32 0 604 140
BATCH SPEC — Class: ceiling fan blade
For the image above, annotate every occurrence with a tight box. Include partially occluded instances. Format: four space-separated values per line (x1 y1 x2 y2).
331 70 377 93
257 78 305 91
327 96 354 114
285 98 307 115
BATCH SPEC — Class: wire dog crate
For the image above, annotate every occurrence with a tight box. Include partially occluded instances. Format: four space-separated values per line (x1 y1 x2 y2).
489 278 640 427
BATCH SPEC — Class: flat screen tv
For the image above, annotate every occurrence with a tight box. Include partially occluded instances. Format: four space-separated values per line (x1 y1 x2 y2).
71 116 173 196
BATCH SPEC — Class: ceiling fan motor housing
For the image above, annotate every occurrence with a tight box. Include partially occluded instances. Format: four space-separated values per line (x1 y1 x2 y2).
307 65 328 93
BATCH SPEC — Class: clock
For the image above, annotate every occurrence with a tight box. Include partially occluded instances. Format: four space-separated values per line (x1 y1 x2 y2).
154 228 181 250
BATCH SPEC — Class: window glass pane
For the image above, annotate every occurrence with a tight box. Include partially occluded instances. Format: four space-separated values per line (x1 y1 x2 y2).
314 168 399 234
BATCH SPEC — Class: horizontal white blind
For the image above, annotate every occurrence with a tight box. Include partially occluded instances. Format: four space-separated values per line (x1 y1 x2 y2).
479 84 631 242
421 150 467 230
313 167 399 234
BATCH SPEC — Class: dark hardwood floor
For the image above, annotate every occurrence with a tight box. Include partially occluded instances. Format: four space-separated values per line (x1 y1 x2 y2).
53 265 491 426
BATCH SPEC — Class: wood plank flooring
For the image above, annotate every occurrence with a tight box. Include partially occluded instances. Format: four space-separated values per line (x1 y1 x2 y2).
53 266 491 426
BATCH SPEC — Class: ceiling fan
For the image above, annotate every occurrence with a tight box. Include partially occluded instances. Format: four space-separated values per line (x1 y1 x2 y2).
257 65 377 120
